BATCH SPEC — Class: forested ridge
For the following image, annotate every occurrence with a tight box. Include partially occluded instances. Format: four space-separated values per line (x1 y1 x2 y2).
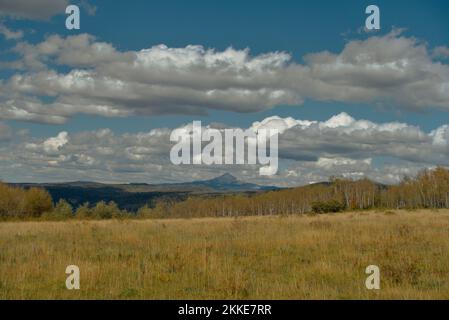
1 167 449 220
140 167 449 218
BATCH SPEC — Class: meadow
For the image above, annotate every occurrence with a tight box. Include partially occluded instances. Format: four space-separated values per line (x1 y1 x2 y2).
1 210 449 300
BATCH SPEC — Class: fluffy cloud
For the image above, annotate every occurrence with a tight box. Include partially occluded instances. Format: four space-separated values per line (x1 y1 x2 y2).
278 112 442 165
0 0 68 20
0 122 11 141
26 131 68 153
2 30 449 123
79 0 96 16
0 113 448 185
432 46 449 59
0 0 95 21
0 23 23 40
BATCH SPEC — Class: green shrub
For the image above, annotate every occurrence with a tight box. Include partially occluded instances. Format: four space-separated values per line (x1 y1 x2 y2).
0 184 25 218
42 199 72 220
0 184 53 218
92 201 123 219
311 200 345 214
75 202 94 219
24 187 54 217
137 203 169 219
136 205 155 219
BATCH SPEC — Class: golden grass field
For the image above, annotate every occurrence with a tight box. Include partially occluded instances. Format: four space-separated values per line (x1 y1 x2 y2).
1 210 449 300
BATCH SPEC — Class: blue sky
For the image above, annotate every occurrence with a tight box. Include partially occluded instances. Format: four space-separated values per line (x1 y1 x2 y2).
1 0 449 184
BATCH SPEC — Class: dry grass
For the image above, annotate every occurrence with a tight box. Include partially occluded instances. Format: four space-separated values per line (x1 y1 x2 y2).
1 210 449 300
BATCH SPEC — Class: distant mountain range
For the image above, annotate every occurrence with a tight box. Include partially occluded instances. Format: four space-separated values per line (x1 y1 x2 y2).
172 173 277 192
12 174 278 212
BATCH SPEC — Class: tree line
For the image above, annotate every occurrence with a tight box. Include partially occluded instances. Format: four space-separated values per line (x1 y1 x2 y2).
138 167 449 218
0 184 132 220
1 167 449 220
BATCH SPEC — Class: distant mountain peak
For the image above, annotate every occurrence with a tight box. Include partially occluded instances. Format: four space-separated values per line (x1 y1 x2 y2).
194 173 278 192
210 173 238 184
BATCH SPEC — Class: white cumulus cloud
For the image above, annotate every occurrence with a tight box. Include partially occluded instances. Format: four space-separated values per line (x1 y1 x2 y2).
2 30 449 123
